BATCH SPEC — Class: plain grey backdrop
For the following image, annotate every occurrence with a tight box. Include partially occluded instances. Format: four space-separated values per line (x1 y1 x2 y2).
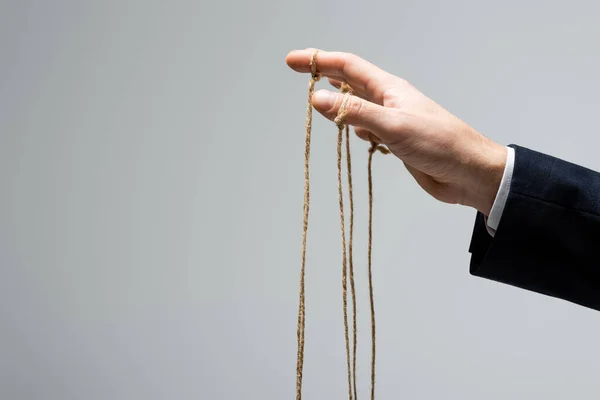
2 0 600 399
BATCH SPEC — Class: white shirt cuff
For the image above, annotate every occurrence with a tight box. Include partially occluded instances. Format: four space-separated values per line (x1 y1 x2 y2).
484 146 515 237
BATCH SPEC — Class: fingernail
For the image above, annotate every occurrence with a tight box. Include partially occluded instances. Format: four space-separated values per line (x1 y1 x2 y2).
312 90 336 108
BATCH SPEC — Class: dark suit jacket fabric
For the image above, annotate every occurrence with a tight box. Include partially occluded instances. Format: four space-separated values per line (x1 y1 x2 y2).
469 144 600 311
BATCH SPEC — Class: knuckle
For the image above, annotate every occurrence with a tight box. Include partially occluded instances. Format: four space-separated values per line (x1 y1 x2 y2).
395 77 416 93
325 94 343 117
338 53 350 75
349 96 363 120
345 52 359 63
396 76 409 86
339 52 358 74
389 109 408 129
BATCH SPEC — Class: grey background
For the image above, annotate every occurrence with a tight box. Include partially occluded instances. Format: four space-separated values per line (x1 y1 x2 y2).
1 0 600 399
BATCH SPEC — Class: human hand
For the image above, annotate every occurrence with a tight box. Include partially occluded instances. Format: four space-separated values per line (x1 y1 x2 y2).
286 48 507 216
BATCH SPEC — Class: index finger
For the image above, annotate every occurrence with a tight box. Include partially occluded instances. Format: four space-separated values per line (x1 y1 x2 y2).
285 48 397 104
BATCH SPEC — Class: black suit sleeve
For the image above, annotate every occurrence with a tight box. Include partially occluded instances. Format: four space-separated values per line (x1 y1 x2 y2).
468 144 600 311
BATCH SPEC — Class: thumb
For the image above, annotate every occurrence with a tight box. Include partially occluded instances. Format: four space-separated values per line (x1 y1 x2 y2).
311 90 398 140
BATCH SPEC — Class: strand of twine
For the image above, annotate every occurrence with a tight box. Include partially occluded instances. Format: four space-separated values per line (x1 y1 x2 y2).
334 89 354 400
336 91 390 400
296 50 389 400
367 137 389 400
296 50 320 400
340 83 358 400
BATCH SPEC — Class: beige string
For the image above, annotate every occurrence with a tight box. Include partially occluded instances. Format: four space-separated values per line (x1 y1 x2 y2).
296 50 320 400
340 83 358 400
296 50 389 400
367 139 389 400
334 90 354 400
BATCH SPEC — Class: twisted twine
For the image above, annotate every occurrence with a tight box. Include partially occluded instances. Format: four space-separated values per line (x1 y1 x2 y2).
296 50 388 400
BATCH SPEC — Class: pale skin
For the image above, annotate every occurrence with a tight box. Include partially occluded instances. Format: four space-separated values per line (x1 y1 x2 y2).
286 48 508 216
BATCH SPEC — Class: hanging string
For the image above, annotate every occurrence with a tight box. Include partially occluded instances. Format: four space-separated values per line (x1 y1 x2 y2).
296 50 320 400
340 82 358 400
334 90 354 400
367 139 389 400
296 50 389 400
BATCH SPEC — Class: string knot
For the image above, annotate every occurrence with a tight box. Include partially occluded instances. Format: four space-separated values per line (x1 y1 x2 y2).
334 92 352 129
340 82 353 94
369 142 391 155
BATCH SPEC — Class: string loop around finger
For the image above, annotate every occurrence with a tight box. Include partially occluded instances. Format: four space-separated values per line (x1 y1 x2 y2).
310 50 321 81
335 92 352 129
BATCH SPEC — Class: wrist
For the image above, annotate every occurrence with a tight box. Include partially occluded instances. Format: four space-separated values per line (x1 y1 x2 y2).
462 140 507 216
